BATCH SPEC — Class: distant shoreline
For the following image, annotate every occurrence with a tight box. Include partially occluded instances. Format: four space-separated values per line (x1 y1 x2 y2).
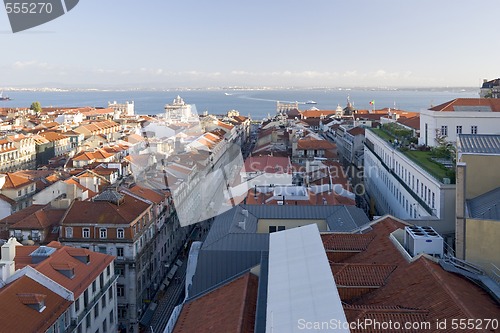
0 86 478 93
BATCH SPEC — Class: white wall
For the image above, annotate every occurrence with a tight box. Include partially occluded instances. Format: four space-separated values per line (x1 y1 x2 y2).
419 110 500 146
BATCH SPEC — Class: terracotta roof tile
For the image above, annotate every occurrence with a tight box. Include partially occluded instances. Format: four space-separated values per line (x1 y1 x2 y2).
0 276 71 333
174 272 258 333
2 172 34 189
397 115 420 130
429 98 500 112
128 185 165 204
332 216 500 327
322 233 375 251
331 263 397 287
61 193 151 226
344 305 429 333
15 245 114 298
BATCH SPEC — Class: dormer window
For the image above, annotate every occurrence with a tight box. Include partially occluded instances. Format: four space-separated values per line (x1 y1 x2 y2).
17 293 47 312
51 262 76 279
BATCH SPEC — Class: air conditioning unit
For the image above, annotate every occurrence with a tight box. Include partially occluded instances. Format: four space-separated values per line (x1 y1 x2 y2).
404 226 443 258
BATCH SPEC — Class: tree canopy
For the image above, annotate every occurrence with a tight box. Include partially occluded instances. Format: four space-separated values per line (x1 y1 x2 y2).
30 101 42 114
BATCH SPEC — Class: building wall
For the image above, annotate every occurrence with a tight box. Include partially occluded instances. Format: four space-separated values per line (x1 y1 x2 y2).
419 110 500 147
456 153 500 261
73 262 118 333
257 218 327 233
465 218 500 276
460 154 500 199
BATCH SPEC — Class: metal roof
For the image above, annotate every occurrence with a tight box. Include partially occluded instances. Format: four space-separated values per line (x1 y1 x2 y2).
266 224 349 333
191 204 370 296
467 187 500 220
458 134 500 154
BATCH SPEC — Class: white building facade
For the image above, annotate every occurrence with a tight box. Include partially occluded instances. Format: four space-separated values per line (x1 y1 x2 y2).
364 129 456 234
419 98 500 147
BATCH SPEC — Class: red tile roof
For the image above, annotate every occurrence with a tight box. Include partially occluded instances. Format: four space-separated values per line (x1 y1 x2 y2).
2 172 34 189
0 275 71 333
297 137 336 150
322 233 375 251
397 115 420 130
300 109 337 118
328 216 500 326
331 263 397 287
344 305 429 333
347 127 366 136
243 156 291 174
128 185 165 204
174 272 258 333
61 193 151 226
15 245 114 298
0 204 47 227
429 98 500 112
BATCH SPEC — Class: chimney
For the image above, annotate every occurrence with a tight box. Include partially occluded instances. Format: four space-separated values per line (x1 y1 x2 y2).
0 237 23 281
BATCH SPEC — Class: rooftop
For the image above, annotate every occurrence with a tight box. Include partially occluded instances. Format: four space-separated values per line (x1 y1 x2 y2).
467 187 500 220
327 216 500 323
458 134 500 154
368 127 454 184
14 242 114 298
429 98 500 112
174 272 258 333
0 275 71 333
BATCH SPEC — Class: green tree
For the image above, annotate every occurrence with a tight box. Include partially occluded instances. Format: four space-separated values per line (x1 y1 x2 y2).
30 101 42 115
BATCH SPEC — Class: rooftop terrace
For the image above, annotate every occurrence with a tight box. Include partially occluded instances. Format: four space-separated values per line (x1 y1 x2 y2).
369 126 455 184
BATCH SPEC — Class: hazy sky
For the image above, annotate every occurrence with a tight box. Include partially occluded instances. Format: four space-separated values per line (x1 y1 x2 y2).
1 0 498 88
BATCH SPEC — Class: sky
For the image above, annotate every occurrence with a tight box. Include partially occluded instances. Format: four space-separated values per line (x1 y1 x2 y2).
1 0 499 88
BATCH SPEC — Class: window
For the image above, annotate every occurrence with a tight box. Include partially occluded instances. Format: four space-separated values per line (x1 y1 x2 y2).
471 125 478 134
98 246 106 254
115 266 124 276
75 298 80 312
118 306 127 319
117 284 125 297
268 226 277 233
441 125 448 136
92 280 96 293
17 190 21 197
432 192 435 209
94 304 99 318
86 315 91 328
116 247 124 258
110 309 114 324
101 295 106 309
83 228 90 238
65 227 73 238
108 288 113 300
117 228 124 238
106 265 111 276
103 318 107 332
277 226 286 231
456 125 462 134
99 228 107 239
